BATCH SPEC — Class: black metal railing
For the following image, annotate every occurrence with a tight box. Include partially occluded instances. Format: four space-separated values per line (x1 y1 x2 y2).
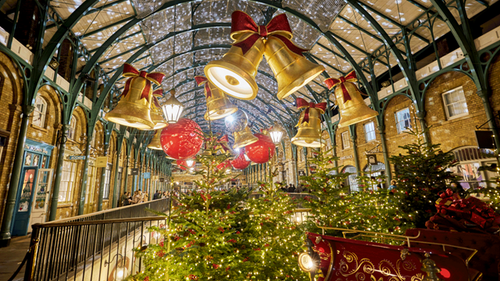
25 216 169 281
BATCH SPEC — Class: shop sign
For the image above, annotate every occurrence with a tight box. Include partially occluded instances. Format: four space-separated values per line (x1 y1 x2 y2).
340 155 353 161
159 178 165 182
24 144 49 154
130 168 139 175
96 156 108 167
68 155 86 160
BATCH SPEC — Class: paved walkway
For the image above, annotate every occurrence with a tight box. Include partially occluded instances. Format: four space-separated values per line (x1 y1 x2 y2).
0 235 31 281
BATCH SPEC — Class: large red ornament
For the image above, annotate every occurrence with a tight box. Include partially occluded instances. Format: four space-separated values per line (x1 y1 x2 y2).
160 118 203 160
244 133 275 163
176 160 187 170
216 160 232 171
231 151 251 170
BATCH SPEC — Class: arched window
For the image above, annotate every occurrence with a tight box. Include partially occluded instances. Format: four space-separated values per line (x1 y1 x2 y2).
68 116 77 140
32 96 47 128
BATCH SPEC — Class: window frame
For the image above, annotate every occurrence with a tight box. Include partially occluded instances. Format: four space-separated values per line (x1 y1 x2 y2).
103 164 112 199
68 116 77 140
58 160 76 203
341 131 350 149
395 108 412 134
442 86 469 120
364 121 376 142
32 96 47 128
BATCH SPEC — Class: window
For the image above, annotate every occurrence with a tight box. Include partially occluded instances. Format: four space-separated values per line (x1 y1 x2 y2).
91 133 96 147
32 96 47 128
364 122 376 142
341 131 350 149
103 164 112 199
443 87 468 119
59 160 76 202
395 108 411 134
68 116 77 140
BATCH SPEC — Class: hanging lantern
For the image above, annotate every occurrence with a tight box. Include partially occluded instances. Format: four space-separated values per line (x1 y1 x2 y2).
231 150 251 170
147 129 163 150
150 89 168 130
291 98 326 148
245 131 275 163
105 64 165 130
162 89 184 124
204 11 267 100
160 118 203 160
269 121 284 144
324 71 378 128
185 159 195 167
260 13 325 100
195 76 238 120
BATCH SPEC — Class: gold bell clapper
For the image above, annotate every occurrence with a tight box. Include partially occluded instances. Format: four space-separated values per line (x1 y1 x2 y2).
324 71 378 128
261 16 324 100
105 63 165 130
150 89 168 130
147 130 163 150
233 126 259 149
291 98 327 148
195 76 238 120
204 11 266 100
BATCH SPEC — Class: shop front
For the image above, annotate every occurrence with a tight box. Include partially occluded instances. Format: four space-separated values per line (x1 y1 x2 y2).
12 139 53 236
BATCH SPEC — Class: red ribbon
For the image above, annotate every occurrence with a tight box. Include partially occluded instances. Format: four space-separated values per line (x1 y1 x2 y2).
230 11 308 56
195 76 212 98
121 63 165 100
324 71 357 102
218 135 230 152
151 89 163 108
296 98 326 124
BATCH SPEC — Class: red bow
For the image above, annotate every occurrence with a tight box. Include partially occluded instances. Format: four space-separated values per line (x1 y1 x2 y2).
151 89 163 108
296 98 326 124
121 63 165 100
324 71 357 102
231 11 308 56
195 76 213 98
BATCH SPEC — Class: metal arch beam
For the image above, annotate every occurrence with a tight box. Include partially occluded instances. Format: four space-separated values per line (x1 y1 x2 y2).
337 15 384 44
29 0 100 105
308 54 346 75
184 106 271 131
345 1 419 103
81 16 136 38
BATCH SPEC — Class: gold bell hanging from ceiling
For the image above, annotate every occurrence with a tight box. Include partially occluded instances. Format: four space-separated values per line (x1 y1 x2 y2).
233 126 259 149
195 76 238 120
291 98 327 148
324 71 378 128
225 110 258 149
149 89 168 130
147 129 163 150
105 63 165 130
204 11 266 100
261 14 325 100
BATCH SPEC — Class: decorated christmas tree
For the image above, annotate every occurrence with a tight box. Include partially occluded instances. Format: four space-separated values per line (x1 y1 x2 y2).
389 125 457 228
132 130 307 280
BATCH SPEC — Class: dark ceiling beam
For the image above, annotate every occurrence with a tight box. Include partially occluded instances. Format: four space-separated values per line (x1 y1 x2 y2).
99 44 146 65
80 16 136 39
337 15 384 43
88 31 143 53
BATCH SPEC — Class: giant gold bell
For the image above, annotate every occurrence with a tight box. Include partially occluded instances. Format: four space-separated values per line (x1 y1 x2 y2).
150 106 168 130
291 109 324 148
264 37 325 100
105 78 155 130
336 82 378 128
204 81 238 120
204 34 265 100
233 126 258 149
147 130 163 150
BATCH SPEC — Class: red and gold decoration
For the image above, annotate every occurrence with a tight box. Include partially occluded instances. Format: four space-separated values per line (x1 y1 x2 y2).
427 188 500 234
150 88 168 130
244 130 275 163
324 71 378 128
160 118 203 160
291 98 326 148
105 63 165 130
176 159 188 170
225 111 258 149
230 150 251 170
147 129 163 150
216 160 232 171
195 76 238 120
205 11 323 101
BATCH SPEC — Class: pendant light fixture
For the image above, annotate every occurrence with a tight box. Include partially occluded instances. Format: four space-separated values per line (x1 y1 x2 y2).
162 89 184 124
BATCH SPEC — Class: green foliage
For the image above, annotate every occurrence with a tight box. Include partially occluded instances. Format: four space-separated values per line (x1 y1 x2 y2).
389 126 458 228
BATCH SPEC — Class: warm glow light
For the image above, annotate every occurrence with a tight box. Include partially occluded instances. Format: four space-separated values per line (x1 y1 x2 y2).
206 67 254 99
186 159 194 167
225 114 234 123
162 90 184 123
298 253 315 272
117 268 124 279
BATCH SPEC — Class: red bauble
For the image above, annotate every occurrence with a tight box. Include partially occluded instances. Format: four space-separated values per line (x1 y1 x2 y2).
160 118 203 160
245 133 275 163
216 160 232 171
176 160 187 170
231 151 250 170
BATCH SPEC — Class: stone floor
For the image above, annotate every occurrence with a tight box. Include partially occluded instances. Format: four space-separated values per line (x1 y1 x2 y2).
0 235 31 281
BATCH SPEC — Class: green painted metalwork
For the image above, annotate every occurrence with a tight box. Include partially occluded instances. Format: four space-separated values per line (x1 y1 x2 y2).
348 125 361 176
81 16 136 39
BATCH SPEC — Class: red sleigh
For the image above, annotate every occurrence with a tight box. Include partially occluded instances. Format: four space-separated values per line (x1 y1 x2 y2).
299 228 483 281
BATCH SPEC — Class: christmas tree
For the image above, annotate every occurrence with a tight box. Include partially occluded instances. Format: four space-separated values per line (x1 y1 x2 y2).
389 125 458 228
132 131 307 280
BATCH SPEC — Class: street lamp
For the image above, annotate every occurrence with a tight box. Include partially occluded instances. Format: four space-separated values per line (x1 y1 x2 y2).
162 89 184 123
269 121 284 144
